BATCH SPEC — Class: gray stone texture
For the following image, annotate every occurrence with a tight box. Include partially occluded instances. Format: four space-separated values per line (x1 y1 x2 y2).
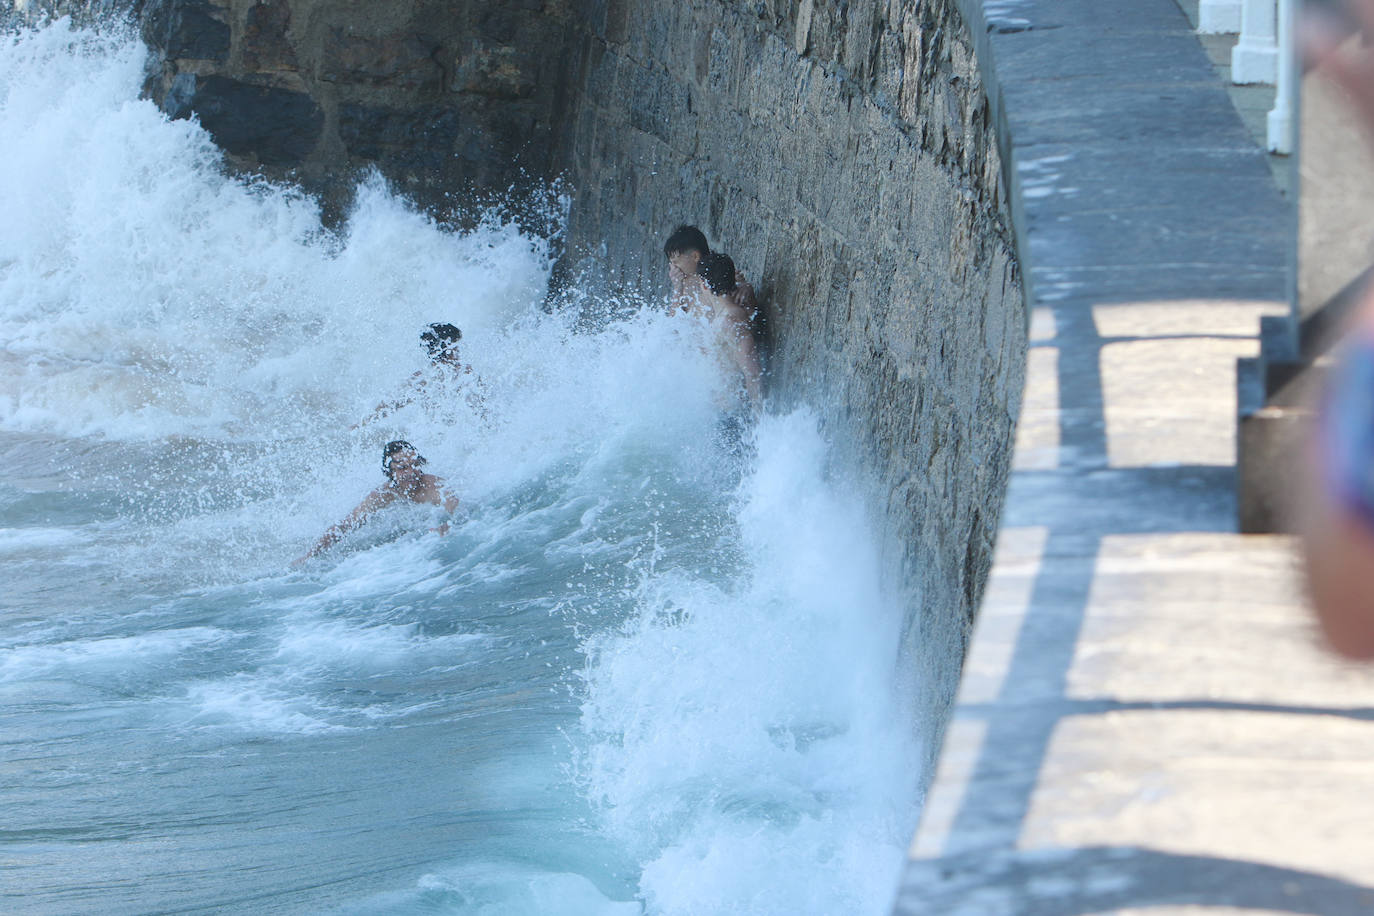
557 0 1025 776
173 74 324 165
135 0 1026 784
142 0 231 62
140 0 583 204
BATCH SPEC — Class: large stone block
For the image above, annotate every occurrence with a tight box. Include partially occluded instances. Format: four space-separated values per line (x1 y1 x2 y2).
337 103 460 166
452 42 537 99
319 29 443 92
143 0 230 62
241 0 298 73
174 75 323 166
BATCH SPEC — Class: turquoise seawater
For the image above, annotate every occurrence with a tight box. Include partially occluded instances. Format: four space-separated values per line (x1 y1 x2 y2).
0 20 923 914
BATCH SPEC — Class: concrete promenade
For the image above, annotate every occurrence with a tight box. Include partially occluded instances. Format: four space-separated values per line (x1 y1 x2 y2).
896 1 1374 913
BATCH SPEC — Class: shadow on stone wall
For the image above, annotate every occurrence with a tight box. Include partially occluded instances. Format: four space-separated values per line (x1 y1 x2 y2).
130 0 583 222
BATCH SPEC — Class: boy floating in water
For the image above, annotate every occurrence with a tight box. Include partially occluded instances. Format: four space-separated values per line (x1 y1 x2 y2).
358 323 488 427
295 440 459 564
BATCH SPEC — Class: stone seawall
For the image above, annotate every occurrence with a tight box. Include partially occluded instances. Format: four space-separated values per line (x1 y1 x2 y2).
133 0 1025 779
559 0 1024 765
136 0 584 211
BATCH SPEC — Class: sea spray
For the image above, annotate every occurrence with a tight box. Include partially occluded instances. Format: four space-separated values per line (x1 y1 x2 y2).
576 410 921 915
1 18 924 914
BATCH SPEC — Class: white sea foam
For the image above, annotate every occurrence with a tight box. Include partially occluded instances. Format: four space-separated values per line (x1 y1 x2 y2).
0 20 926 915
0 526 85 551
576 411 922 914
0 23 548 442
0 626 227 681
273 617 485 674
342 862 643 915
180 675 341 734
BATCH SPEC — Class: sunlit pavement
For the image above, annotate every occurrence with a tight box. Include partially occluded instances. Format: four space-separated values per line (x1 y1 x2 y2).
896 1 1374 912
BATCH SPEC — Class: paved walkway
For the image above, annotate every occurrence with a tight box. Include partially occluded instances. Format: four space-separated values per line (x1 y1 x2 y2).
896 1 1374 913
1175 0 1291 197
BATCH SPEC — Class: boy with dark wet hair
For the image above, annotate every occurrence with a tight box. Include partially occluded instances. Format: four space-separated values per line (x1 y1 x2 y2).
663 225 711 262
357 323 487 427
296 440 458 563
662 225 761 331
419 322 462 361
695 252 763 408
382 438 426 479
664 225 711 314
697 250 739 298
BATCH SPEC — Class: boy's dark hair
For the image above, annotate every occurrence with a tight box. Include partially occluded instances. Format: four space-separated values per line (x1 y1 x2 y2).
382 440 426 479
697 251 738 296
420 323 462 358
663 225 710 260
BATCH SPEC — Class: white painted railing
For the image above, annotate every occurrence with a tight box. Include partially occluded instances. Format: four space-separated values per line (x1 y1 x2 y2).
1267 0 1294 153
1199 0 1243 33
1233 0 1279 83
1196 0 1294 154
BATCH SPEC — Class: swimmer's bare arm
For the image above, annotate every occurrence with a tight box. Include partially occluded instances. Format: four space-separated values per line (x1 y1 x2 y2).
352 372 426 429
726 310 763 407
668 262 687 312
295 488 397 563
429 482 460 536
731 275 759 321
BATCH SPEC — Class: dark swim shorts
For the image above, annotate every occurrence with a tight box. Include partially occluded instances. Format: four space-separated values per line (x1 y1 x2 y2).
715 411 756 460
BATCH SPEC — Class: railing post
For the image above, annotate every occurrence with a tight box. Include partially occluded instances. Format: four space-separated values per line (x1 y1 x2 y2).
1199 0 1243 32
1267 0 1294 153
1233 0 1279 84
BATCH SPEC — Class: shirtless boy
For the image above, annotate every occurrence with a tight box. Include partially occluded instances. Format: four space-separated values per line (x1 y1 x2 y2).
359 323 488 427
296 441 459 563
695 252 763 408
663 225 759 323
664 225 711 315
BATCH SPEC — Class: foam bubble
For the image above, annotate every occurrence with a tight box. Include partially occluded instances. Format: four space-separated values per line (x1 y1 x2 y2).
0 627 227 682
339 862 642 916
273 618 484 674
180 675 341 735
